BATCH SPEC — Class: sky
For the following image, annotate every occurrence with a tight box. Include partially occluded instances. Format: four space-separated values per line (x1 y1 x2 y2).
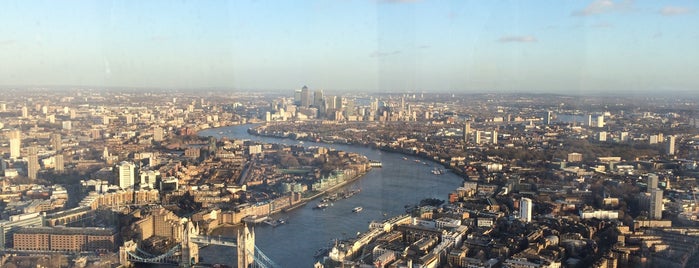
0 0 697 94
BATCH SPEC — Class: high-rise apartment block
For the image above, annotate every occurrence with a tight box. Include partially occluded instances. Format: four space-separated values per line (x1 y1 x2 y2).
650 189 663 220
118 161 136 189
521 198 533 222
27 146 39 180
8 130 20 159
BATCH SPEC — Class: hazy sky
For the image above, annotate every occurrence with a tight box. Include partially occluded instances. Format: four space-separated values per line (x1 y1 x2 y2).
1 0 697 93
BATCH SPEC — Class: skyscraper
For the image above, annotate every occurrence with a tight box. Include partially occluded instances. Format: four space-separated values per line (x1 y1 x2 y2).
300 86 311 108
521 198 533 222
475 131 482 144
491 130 498 144
650 189 663 220
8 130 20 159
118 161 136 189
27 146 39 180
313 90 324 108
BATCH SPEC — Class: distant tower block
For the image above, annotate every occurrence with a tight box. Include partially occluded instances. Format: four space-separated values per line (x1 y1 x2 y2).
27 146 39 180
8 130 21 159
650 189 663 220
544 111 552 125
475 131 482 144
666 135 676 155
51 133 62 151
153 126 164 142
647 173 658 192
520 198 533 222
597 115 605 128
55 154 64 173
463 122 470 143
237 223 255 268
491 130 498 144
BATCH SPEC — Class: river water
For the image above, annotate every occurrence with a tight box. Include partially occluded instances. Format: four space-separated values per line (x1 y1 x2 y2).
196 125 463 267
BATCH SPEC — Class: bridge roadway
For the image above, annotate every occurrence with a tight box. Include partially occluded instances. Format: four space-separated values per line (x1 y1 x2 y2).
190 235 237 247
124 234 280 268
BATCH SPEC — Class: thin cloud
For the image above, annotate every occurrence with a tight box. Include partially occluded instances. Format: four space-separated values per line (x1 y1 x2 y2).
380 0 421 3
659 6 694 16
370 50 401 58
498 36 537 43
591 22 613 28
572 0 634 16
151 35 172 41
0 40 16 46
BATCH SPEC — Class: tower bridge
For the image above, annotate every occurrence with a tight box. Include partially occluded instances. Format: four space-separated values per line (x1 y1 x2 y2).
119 221 279 268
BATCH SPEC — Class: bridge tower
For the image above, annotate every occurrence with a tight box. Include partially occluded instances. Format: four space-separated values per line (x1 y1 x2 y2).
237 223 255 268
181 220 200 267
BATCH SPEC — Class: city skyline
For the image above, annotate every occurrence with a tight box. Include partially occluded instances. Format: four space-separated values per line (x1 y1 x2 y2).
1 0 698 94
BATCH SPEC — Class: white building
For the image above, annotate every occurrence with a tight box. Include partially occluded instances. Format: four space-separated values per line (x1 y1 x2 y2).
521 198 533 222
8 130 20 159
118 161 136 189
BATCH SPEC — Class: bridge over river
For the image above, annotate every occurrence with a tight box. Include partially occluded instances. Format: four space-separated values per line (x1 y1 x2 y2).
119 221 279 267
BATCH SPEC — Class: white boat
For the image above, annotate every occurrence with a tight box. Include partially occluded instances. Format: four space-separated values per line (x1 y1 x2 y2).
352 207 363 213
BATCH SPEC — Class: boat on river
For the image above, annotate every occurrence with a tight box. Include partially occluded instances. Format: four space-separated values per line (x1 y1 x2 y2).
314 202 330 210
352 207 363 213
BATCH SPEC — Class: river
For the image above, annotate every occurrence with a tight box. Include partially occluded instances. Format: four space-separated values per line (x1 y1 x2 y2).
196 125 464 267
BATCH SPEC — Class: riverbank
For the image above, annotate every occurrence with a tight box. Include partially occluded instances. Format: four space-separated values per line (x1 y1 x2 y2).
198 124 464 266
247 124 470 181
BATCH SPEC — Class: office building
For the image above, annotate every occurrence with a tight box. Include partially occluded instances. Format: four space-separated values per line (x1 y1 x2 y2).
650 189 663 220
0 213 44 249
139 170 160 189
598 131 607 142
118 161 136 189
8 130 20 159
521 198 533 222
491 130 498 144
313 90 324 108
475 131 482 144
300 86 311 108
